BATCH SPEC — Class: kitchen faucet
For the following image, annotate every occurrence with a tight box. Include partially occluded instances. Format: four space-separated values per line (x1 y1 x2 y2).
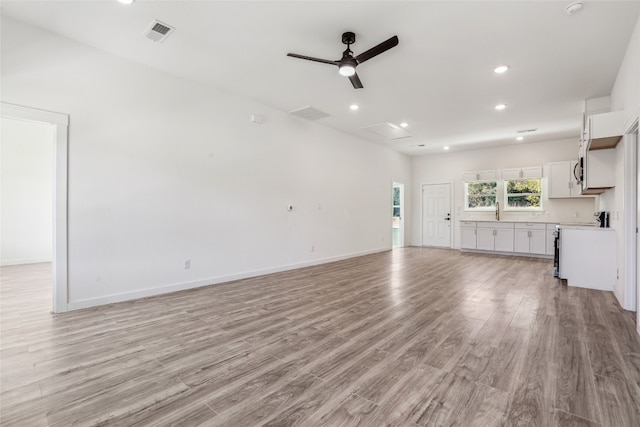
495 201 500 221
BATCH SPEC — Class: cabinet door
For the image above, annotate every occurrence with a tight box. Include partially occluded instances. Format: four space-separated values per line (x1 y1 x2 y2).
530 230 547 254
548 161 571 198
521 166 543 179
462 171 479 182
460 227 477 249
514 229 531 253
494 229 514 252
501 168 521 180
477 170 497 181
476 229 495 250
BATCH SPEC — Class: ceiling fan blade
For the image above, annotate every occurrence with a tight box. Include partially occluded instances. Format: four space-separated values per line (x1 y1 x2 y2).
287 53 338 66
348 72 363 89
355 35 399 64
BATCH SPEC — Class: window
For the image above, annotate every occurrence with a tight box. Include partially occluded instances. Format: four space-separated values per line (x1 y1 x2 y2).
465 181 497 210
392 186 401 219
504 178 542 210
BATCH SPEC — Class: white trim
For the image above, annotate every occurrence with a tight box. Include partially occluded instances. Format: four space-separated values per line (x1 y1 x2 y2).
67 247 389 311
620 127 637 311
1 258 53 267
2 103 69 313
421 181 454 248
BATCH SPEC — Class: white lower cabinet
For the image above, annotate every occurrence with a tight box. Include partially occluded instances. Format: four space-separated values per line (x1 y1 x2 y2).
460 221 477 249
476 222 514 252
460 221 554 257
514 223 546 255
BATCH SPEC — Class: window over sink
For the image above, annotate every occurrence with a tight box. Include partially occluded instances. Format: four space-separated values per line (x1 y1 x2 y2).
464 181 497 211
503 178 542 210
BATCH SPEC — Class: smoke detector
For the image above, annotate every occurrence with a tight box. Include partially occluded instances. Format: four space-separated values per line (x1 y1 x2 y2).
566 1 584 15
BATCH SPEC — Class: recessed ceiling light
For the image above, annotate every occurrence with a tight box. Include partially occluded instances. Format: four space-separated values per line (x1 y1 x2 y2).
516 136 524 141
118 0 135 4
495 104 507 111
443 146 450 151
494 65 509 74
400 122 408 128
350 104 359 111
566 1 584 15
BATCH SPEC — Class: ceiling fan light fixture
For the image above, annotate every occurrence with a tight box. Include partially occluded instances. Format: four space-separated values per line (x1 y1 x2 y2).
566 1 584 15
339 64 356 77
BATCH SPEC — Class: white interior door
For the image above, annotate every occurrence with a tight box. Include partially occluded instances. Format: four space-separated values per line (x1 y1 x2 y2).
422 183 451 247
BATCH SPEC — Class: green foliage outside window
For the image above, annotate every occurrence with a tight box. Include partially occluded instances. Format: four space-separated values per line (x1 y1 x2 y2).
505 179 541 209
465 182 497 209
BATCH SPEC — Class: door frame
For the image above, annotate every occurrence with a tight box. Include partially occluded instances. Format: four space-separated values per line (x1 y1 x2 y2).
392 182 404 248
2 103 69 313
421 181 454 248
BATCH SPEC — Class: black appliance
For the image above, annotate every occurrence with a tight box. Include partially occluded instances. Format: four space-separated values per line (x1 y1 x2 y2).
595 211 610 228
574 157 583 184
553 225 560 278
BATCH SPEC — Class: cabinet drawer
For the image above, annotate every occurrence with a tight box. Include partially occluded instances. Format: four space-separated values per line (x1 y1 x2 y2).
477 222 514 229
460 221 476 228
514 223 546 230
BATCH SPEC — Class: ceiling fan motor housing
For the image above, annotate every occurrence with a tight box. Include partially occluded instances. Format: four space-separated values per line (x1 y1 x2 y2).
342 31 356 45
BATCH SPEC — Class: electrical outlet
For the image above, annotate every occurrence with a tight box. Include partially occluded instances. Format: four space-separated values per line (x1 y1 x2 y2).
311 245 315 252
287 205 293 211
184 259 191 269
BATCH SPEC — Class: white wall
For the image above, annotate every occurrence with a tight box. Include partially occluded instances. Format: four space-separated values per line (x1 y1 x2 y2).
1 118 54 265
610 15 640 131
411 138 596 248
1 17 411 309
602 14 640 311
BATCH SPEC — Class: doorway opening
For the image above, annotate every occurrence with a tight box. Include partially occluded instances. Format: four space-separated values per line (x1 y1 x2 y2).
422 183 452 248
1 103 69 313
392 183 404 248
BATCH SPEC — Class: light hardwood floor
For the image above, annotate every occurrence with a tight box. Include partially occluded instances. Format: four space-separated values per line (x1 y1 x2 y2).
1 248 639 426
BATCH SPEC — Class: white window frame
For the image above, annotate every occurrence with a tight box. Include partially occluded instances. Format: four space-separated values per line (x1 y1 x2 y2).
503 178 544 211
464 181 498 211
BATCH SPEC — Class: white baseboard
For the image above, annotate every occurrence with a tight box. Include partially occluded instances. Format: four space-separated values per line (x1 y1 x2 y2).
67 247 389 311
1 257 52 267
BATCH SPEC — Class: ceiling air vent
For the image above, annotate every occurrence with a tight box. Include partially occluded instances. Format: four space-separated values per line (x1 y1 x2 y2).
516 128 538 134
144 20 175 43
360 122 412 140
288 106 330 121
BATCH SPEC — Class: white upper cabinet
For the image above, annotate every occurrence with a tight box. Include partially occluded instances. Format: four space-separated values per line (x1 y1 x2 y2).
585 111 624 150
548 160 588 198
462 170 497 182
501 166 543 180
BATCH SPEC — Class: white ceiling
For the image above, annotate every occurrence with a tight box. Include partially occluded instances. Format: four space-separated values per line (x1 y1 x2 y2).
2 1 639 155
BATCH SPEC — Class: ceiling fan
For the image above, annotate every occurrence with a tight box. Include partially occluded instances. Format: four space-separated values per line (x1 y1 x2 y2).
287 32 399 89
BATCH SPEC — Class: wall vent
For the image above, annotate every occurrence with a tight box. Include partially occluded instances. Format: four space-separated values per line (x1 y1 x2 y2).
144 20 175 43
360 122 412 140
288 106 330 121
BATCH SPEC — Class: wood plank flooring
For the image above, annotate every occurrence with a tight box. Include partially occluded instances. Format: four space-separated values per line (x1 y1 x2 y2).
1 248 639 426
